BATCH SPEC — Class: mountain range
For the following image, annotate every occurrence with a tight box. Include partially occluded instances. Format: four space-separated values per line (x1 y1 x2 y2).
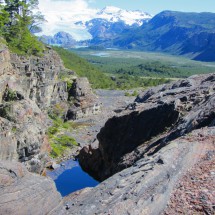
39 8 215 62
112 11 215 62
39 6 151 47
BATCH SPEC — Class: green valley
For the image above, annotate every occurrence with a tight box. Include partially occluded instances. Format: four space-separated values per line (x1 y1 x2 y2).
69 48 215 85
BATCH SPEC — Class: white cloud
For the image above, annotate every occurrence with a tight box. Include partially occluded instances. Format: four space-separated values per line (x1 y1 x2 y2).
37 0 98 40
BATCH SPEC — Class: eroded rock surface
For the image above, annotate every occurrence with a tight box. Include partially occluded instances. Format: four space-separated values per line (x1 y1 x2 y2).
0 161 62 215
53 127 215 215
63 73 215 215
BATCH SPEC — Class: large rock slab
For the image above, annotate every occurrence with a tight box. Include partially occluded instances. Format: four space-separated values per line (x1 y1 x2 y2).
0 161 62 215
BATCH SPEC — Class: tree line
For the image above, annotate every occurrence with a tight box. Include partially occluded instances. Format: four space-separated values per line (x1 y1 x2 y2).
0 0 44 55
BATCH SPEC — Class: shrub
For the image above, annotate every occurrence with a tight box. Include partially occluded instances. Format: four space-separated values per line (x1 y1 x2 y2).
50 135 78 158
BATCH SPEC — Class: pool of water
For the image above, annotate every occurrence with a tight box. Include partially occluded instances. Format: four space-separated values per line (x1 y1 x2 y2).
47 159 99 197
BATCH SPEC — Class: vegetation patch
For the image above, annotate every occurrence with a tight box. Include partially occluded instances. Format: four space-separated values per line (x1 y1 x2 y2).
125 90 139 97
72 49 215 79
11 126 17 133
54 47 174 89
50 135 78 158
113 75 170 90
3 88 24 102
0 104 13 121
47 114 79 158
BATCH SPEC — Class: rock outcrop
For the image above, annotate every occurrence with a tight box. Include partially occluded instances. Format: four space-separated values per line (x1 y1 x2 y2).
0 47 68 173
0 161 62 215
79 73 215 181
9 47 70 111
66 77 101 120
54 127 215 215
53 73 215 214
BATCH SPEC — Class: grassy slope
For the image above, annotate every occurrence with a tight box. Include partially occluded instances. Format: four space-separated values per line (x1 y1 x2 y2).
53 47 115 89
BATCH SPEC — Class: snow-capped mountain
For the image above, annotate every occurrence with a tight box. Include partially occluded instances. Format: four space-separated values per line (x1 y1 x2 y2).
76 6 152 29
95 6 152 26
72 6 152 43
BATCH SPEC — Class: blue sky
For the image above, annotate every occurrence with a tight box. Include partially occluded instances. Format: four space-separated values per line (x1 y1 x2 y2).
89 0 215 14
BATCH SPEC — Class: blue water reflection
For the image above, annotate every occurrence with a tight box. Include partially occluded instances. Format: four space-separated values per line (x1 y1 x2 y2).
47 160 99 197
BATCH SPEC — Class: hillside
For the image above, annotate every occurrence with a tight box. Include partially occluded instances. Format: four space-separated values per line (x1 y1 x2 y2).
53 47 115 89
54 47 173 89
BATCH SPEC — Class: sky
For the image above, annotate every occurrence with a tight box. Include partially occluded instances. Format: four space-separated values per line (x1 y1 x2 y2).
88 0 215 14
37 0 215 40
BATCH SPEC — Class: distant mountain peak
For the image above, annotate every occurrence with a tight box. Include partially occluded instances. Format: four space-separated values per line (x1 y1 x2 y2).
95 6 152 26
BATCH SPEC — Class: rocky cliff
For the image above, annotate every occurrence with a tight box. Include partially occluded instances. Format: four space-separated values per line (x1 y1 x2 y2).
0 44 100 171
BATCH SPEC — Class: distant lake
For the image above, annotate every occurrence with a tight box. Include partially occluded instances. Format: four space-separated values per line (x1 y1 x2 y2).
47 159 99 197
91 52 110 57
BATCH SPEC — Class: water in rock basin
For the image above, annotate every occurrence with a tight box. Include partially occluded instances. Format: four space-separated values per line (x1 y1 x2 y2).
47 159 99 197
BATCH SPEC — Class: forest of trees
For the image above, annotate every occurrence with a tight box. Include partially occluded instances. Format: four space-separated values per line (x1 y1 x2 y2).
0 0 44 55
